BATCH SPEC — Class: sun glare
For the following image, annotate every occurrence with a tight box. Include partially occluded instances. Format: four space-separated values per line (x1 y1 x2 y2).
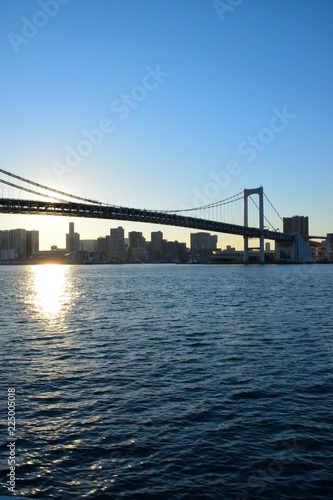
28 264 74 321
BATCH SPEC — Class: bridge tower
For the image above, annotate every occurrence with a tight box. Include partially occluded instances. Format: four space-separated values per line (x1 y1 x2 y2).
243 187 264 264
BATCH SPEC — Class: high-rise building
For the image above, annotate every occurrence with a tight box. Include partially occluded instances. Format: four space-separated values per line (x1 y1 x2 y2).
106 235 111 258
0 230 13 261
66 222 80 252
9 229 27 259
151 231 163 252
97 237 107 258
110 227 125 261
161 240 187 262
190 232 217 256
283 216 309 236
128 231 146 260
0 230 10 250
150 231 163 261
26 230 39 257
0 229 38 260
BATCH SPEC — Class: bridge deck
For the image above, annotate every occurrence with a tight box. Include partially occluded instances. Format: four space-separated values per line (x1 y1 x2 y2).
0 199 294 241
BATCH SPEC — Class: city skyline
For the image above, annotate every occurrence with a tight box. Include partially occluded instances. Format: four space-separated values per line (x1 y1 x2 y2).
1 1 332 249
0 221 228 263
2 219 331 263
0 222 223 253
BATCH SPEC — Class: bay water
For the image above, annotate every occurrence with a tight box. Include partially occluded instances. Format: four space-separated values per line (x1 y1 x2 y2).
0 264 332 499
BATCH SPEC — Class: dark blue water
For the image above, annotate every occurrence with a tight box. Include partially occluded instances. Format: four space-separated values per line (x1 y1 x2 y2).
1 264 333 499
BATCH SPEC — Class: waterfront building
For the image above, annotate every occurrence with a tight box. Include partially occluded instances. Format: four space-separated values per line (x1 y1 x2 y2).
110 227 125 262
97 237 107 260
132 247 147 262
128 231 146 260
9 229 27 259
0 249 15 260
26 230 39 258
161 240 187 263
190 232 217 256
0 229 39 260
283 216 309 236
149 231 163 261
66 222 80 252
0 230 10 250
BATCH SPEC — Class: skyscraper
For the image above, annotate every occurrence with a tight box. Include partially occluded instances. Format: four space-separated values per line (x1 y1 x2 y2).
9 229 27 259
110 227 125 261
190 232 217 256
128 231 146 260
283 216 309 236
26 230 39 257
66 222 80 252
150 231 163 261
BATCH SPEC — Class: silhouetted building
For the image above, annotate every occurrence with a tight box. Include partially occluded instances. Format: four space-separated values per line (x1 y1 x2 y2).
190 232 217 256
129 231 146 260
0 230 10 251
110 227 125 261
149 231 163 261
106 235 111 258
26 230 39 258
0 229 39 260
0 230 15 260
66 222 80 252
0 249 15 260
151 231 163 251
161 240 187 262
97 237 107 260
10 229 27 259
132 247 147 262
283 216 309 236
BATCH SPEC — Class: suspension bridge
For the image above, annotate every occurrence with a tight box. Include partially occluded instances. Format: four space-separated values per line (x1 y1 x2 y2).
0 168 309 263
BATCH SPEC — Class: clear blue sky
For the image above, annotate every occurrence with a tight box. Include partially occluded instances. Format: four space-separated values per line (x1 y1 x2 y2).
1 0 332 249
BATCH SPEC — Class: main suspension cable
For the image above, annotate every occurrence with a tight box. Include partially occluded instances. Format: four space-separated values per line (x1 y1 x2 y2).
0 178 70 203
162 191 244 213
0 168 100 204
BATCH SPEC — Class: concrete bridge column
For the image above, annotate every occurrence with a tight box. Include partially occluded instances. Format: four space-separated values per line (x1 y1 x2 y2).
327 238 331 262
243 187 265 264
259 187 264 264
243 193 248 263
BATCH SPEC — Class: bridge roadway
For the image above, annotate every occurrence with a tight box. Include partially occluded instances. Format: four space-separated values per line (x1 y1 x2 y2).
0 198 294 242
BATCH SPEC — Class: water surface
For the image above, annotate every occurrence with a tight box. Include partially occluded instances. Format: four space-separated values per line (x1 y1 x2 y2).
1 264 332 499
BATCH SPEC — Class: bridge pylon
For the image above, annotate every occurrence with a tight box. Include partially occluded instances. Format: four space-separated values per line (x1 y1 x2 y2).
243 187 264 264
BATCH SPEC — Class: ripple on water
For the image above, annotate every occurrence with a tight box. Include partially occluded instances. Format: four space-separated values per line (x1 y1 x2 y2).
0 264 333 498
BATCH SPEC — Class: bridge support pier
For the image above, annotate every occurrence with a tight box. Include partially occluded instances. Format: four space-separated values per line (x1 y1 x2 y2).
243 187 265 264
243 236 249 263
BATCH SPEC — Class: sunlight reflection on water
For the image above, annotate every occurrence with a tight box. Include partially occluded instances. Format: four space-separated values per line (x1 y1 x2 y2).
24 265 76 326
